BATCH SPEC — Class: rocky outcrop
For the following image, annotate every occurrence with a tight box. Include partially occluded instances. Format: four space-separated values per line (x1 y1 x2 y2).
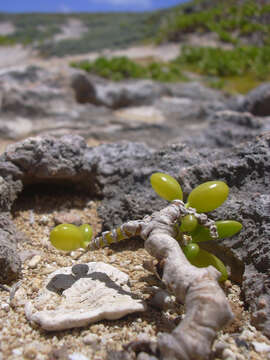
0 132 269 338
0 176 22 283
71 71 170 109
0 65 231 147
238 82 270 116
0 212 22 283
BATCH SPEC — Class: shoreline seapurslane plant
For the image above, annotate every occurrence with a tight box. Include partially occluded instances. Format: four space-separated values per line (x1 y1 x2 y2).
49 172 243 360
150 173 242 282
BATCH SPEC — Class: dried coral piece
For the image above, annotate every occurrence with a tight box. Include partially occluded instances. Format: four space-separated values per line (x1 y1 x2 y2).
25 262 146 331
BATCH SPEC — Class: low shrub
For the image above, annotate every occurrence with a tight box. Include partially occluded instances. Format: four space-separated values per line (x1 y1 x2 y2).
0 35 15 46
174 45 270 79
157 0 270 46
71 56 187 82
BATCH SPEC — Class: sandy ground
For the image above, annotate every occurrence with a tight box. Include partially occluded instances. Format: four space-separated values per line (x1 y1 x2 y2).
0 22 15 36
0 42 181 73
0 172 269 360
53 18 88 42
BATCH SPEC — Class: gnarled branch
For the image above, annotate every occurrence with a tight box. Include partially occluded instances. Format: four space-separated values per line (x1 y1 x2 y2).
88 200 234 360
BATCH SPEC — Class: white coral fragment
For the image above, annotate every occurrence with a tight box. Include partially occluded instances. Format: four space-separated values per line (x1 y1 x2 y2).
25 262 146 331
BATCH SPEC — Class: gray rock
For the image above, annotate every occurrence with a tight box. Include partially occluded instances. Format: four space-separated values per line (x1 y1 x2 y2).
71 72 170 109
238 82 270 116
0 65 44 84
0 176 22 211
181 110 266 149
0 213 22 283
70 72 99 104
0 178 22 283
155 96 227 125
0 135 152 195
0 65 229 147
0 66 116 141
167 81 225 102
0 134 88 184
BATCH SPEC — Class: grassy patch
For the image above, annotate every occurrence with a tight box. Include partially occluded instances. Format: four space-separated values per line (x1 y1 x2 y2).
71 56 188 82
0 35 15 46
218 74 269 94
174 45 270 79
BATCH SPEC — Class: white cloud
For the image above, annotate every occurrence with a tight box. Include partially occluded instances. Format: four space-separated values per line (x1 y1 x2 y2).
90 0 152 8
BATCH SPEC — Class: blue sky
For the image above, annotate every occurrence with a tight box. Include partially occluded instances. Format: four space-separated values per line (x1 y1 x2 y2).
0 0 188 13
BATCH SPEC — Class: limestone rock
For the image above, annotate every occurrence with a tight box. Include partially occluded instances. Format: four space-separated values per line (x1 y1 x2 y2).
0 213 22 283
0 177 23 283
70 72 98 104
167 81 225 102
0 65 234 147
182 110 266 149
238 82 270 116
71 73 169 109
25 262 146 331
0 175 22 211
0 135 152 195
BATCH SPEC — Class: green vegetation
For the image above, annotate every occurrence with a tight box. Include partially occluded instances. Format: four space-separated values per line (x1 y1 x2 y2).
175 45 270 79
0 13 65 45
172 45 270 93
150 172 243 282
153 0 270 92
0 11 165 56
50 223 93 251
157 0 270 45
71 56 187 82
186 180 229 213
0 35 15 46
150 172 183 201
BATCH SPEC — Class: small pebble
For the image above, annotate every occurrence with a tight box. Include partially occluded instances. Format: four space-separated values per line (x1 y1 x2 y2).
39 215 49 225
69 353 89 360
252 341 270 353
28 255 42 269
1 303 10 312
54 212 81 226
82 333 99 345
29 210 35 225
85 200 94 208
133 265 144 271
214 341 227 357
23 344 38 359
41 265 58 275
12 348 23 356
224 280 232 289
31 279 42 292
222 348 236 360
20 250 41 263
